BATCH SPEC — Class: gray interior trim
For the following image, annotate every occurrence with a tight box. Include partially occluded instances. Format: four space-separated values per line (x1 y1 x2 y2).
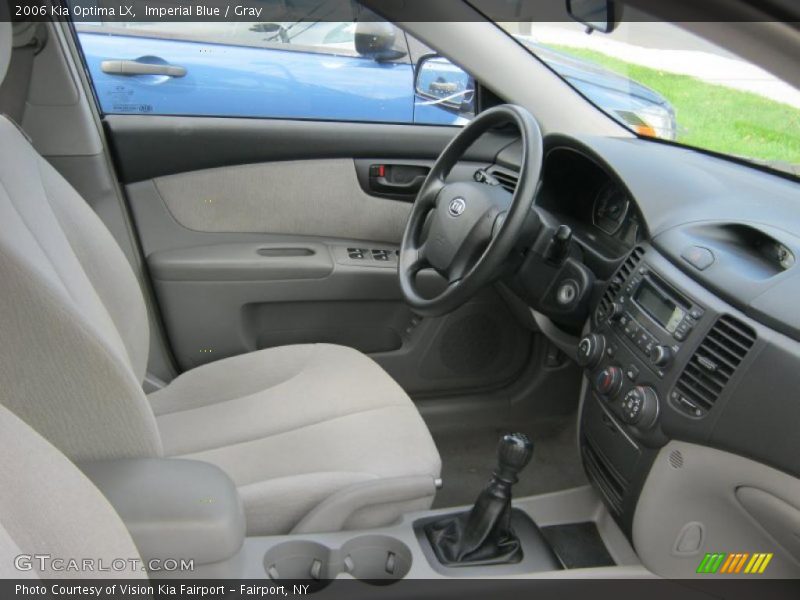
292 476 437 535
152 159 412 241
127 153 531 395
0 32 34 124
21 23 101 157
633 441 800 578
106 115 514 184
170 486 645 580
736 486 800 562
41 23 179 382
149 242 334 282
0 18 10 86
531 308 582 363
127 161 491 255
80 458 246 566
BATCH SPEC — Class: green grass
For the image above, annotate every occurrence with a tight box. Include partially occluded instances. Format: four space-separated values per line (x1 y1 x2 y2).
547 45 800 171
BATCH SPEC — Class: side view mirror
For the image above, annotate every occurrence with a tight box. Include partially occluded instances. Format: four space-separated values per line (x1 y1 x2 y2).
354 21 406 61
566 0 621 34
250 22 290 43
414 55 475 112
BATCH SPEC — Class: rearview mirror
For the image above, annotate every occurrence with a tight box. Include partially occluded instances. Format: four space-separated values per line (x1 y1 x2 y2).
354 21 406 61
566 0 620 33
414 55 475 112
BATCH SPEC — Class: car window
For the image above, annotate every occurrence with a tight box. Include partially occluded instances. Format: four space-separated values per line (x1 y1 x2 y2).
70 3 474 126
486 15 800 177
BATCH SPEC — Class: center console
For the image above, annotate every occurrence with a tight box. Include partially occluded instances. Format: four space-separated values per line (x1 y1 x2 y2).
575 245 711 533
94 444 639 581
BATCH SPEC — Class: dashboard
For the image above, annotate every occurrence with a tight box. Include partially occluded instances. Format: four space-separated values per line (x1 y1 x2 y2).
535 146 643 258
485 132 800 556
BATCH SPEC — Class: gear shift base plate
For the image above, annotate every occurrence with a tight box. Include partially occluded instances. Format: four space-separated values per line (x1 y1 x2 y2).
414 509 563 576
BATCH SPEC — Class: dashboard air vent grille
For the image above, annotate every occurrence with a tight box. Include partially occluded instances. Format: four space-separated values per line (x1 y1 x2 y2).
491 170 519 194
596 245 645 322
673 315 756 416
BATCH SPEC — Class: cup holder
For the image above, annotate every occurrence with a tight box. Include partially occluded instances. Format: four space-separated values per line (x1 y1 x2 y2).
340 535 413 584
263 535 411 587
263 541 335 591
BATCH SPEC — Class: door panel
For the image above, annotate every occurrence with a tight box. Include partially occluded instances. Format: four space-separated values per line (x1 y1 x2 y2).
108 115 530 395
151 158 412 239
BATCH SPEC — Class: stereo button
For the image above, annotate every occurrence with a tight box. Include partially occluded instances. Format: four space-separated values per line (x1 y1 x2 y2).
651 345 673 368
673 322 693 341
637 331 650 349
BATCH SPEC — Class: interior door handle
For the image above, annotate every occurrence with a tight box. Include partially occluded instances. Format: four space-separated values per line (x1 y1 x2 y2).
101 60 187 78
368 164 429 197
373 174 427 192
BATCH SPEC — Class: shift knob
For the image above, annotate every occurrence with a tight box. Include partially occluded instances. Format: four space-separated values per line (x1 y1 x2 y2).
424 432 535 565
495 433 534 482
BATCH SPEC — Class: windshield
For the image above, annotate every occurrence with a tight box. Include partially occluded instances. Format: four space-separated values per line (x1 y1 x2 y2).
492 19 800 177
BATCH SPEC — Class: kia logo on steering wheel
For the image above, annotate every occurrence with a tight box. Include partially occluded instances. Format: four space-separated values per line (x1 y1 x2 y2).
448 197 466 217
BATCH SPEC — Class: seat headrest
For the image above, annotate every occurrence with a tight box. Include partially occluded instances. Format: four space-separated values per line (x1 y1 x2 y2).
0 3 10 86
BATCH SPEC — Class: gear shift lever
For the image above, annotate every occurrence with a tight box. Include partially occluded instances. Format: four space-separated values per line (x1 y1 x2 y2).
425 433 534 566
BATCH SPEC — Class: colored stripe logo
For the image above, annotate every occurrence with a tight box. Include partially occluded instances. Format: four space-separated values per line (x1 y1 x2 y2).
697 552 773 574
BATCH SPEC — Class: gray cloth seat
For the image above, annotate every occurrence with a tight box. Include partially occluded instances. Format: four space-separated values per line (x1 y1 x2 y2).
0 403 146 579
0 21 440 536
150 344 441 534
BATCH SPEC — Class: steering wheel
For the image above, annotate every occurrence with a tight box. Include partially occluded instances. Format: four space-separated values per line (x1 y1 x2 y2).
398 104 543 317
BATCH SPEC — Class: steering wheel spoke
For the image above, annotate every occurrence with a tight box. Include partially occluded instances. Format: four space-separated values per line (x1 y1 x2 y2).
404 241 430 275
418 174 446 209
492 211 508 238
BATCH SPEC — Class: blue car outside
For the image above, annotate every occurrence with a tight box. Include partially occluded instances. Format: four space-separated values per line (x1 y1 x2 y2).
75 23 676 137
78 32 418 123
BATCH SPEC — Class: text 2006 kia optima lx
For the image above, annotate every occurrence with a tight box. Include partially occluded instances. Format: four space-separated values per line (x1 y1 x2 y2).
1 0 799 598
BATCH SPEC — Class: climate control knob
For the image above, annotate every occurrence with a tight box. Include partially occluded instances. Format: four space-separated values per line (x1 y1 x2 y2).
594 366 623 398
650 345 673 368
621 386 660 428
576 334 605 369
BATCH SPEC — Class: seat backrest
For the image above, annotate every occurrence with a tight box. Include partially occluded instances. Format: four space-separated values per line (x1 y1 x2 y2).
0 402 146 579
0 19 161 461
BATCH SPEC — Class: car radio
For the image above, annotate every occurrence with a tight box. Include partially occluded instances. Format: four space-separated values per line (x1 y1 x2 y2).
603 266 704 377
577 260 708 434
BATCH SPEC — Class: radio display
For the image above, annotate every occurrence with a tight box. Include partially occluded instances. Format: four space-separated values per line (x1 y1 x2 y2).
634 280 686 333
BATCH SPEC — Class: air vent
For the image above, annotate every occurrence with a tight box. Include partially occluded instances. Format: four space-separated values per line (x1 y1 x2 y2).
672 315 756 417
490 170 518 194
596 246 645 322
